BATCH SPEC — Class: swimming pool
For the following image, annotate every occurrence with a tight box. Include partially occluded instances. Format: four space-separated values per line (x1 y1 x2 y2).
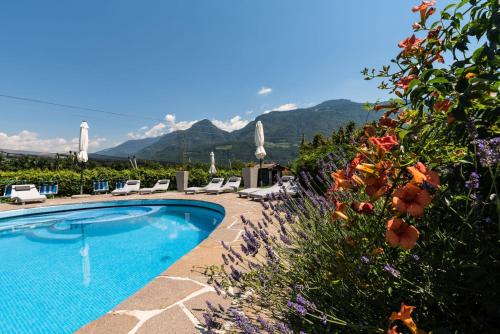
0 200 224 334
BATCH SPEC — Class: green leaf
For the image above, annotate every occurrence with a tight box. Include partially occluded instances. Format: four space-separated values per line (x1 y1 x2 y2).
429 77 450 85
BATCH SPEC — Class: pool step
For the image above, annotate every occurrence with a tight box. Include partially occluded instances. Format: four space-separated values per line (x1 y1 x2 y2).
25 229 82 243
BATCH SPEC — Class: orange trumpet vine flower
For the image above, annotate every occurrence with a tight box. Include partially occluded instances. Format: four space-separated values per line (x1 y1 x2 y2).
433 99 453 113
369 135 399 153
396 75 417 90
392 184 432 217
351 201 374 214
407 162 440 188
390 303 418 334
398 35 424 56
330 170 355 191
332 200 348 221
365 175 389 200
412 1 436 24
386 217 420 250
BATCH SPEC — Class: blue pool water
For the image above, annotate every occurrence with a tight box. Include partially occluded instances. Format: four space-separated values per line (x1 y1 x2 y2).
0 200 224 334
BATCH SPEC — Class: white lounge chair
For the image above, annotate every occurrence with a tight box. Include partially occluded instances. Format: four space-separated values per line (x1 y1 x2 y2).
10 184 47 204
247 176 296 200
184 178 224 194
237 176 294 198
206 177 241 194
111 180 141 196
139 179 170 194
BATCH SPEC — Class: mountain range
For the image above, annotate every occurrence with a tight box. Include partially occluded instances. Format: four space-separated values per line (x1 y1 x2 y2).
98 99 379 164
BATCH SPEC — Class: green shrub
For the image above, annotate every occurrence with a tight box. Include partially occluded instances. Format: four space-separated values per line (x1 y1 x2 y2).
0 167 241 197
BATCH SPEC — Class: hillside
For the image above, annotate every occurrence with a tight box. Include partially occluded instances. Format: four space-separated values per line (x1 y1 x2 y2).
98 99 379 164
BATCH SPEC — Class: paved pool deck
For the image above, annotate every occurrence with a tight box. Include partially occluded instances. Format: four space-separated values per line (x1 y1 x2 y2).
0 192 263 334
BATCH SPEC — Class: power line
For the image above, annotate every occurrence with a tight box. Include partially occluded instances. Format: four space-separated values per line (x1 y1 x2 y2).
0 93 164 122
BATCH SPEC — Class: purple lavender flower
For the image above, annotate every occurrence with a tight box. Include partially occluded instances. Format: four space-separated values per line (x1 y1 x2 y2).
229 265 242 281
221 254 229 265
475 137 500 167
221 240 230 250
465 172 480 190
257 316 275 333
206 301 217 313
203 312 218 331
287 301 306 315
296 294 316 310
360 256 370 264
280 233 292 245
229 309 261 334
412 254 420 261
383 263 401 278
276 321 292 334
230 248 244 262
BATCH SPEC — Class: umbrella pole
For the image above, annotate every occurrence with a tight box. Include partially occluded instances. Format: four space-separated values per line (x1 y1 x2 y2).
259 159 263 187
80 162 84 195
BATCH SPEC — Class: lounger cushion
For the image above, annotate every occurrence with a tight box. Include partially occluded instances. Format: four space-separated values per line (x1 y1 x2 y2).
158 180 169 184
281 176 294 182
228 176 240 182
126 180 139 185
211 179 223 183
13 185 32 191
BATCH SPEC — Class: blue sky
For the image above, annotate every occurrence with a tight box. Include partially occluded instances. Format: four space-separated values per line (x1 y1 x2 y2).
0 0 451 152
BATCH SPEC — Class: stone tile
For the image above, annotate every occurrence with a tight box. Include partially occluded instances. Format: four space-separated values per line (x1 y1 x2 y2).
136 306 199 334
115 277 202 311
207 228 242 244
184 291 232 324
74 313 138 334
162 247 225 278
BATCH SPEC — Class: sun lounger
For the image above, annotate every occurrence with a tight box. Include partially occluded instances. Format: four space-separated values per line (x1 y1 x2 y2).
184 178 224 194
238 176 295 198
139 179 170 194
1 185 12 199
206 177 241 194
10 184 47 204
93 180 109 194
247 176 296 200
111 180 141 196
39 182 58 197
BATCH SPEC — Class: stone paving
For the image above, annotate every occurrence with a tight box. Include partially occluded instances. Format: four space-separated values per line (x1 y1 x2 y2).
0 191 263 334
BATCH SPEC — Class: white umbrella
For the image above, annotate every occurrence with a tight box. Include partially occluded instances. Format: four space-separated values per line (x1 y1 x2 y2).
77 121 89 163
209 151 217 175
255 121 266 161
77 121 89 194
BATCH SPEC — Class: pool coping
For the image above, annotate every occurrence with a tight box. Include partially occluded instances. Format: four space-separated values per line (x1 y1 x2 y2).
0 192 263 334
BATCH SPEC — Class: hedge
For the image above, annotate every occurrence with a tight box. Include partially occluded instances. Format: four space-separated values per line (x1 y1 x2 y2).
0 167 242 197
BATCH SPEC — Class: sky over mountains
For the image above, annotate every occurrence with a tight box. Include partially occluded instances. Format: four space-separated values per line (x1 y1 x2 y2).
0 0 454 153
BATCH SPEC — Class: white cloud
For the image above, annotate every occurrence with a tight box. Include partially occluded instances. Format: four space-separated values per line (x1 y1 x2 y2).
212 116 249 132
245 110 254 115
258 87 272 96
129 112 251 140
0 130 106 153
263 103 298 114
127 114 198 140
164 114 198 132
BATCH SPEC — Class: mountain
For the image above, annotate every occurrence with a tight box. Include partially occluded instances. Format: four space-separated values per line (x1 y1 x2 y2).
97 99 379 164
97 136 160 158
